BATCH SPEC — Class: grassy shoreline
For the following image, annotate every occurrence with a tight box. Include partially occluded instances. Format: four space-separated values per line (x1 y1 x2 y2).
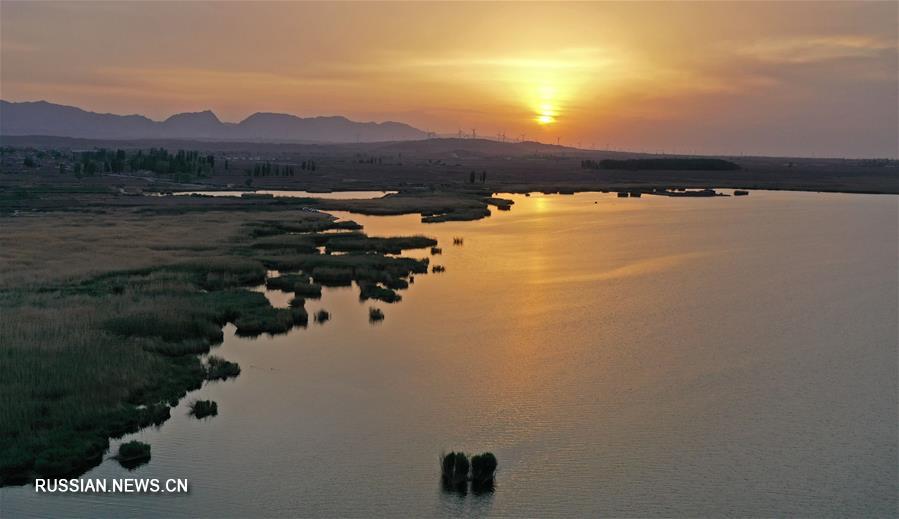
0 198 437 485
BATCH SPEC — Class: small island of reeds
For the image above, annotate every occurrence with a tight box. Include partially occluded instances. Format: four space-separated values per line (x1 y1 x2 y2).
205 356 241 381
440 451 497 493
189 400 218 419
116 440 151 469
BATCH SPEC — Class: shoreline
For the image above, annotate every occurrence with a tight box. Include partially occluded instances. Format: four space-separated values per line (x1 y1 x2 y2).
0 200 436 485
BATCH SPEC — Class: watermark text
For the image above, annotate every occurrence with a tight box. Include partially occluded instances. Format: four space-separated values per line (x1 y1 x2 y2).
35 478 189 494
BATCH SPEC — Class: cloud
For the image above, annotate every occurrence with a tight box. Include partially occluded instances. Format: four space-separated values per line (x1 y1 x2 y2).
738 35 895 64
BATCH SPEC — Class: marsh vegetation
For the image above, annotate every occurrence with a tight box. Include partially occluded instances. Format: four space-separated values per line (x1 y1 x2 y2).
471 452 498 487
189 400 218 419
205 356 241 381
440 451 497 494
441 452 470 488
0 193 438 485
116 441 151 469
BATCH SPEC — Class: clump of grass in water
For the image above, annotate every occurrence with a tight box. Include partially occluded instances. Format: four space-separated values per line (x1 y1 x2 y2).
324 235 437 254
384 276 408 290
116 440 151 469
315 309 330 324
358 282 401 303
432 265 446 273
205 356 240 381
266 274 323 299
189 400 218 419
369 307 384 323
233 307 295 337
440 451 470 491
439 451 498 494
471 452 498 492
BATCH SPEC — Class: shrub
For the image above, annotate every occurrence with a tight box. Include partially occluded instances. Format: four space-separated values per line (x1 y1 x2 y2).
471 452 498 485
117 440 151 468
189 400 218 419
358 282 401 303
383 276 409 290
205 356 240 381
233 308 295 336
315 309 330 324
440 451 470 485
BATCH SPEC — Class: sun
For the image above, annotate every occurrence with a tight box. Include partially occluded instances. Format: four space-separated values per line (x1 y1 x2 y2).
533 89 558 126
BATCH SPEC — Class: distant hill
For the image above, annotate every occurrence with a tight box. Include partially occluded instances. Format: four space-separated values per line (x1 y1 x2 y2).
0 100 427 143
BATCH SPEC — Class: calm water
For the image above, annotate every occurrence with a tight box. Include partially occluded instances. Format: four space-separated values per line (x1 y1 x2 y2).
171 190 396 199
3 191 897 517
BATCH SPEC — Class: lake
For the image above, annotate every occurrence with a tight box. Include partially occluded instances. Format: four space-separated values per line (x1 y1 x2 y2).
3 191 896 517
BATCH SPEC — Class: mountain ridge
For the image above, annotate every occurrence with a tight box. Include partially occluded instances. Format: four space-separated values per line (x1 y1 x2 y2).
0 100 427 143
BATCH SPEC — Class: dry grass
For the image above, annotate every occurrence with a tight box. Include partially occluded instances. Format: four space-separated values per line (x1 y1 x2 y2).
0 192 433 483
0 203 338 483
1 211 252 288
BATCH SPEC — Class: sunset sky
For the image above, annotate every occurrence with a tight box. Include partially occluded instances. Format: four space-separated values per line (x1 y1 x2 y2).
1 1 896 157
